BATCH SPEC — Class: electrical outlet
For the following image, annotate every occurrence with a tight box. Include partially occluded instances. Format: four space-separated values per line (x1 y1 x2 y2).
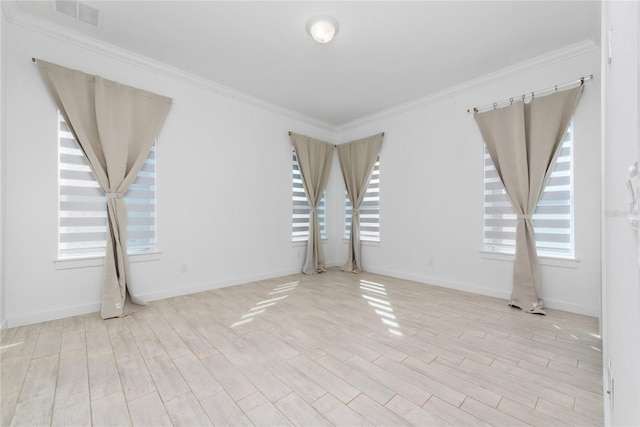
180 264 188 274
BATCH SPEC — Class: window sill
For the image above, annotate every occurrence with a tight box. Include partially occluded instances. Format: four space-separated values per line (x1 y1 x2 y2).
54 251 162 270
292 239 328 247
480 250 579 269
341 238 381 247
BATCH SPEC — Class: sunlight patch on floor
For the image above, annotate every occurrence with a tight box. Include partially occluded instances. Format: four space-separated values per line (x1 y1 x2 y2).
231 281 299 328
360 279 402 336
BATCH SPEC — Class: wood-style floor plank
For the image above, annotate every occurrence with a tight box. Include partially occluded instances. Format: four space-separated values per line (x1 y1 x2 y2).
52 392 91 427
127 391 173 427
164 392 213 427
348 393 413 426
275 392 333 427
199 390 254 427
10 393 54 427
1 269 603 426
90 390 131 427
236 392 293 427
311 393 373 426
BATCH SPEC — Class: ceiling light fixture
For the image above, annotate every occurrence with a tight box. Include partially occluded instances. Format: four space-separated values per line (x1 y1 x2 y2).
306 16 339 44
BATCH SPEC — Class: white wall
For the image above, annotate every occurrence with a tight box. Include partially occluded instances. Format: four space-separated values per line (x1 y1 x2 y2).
3 14 603 327
0 7 7 333
3 20 336 327
601 1 640 425
335 47 602 317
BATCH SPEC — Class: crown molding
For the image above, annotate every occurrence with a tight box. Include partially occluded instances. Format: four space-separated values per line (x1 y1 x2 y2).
8 5 599 136
1 1 20 22
336 39 599 132
7 9 337 133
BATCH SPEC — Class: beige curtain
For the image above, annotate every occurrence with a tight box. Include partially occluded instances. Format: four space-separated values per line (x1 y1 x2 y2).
290 133 335 275
338 133 383 273
37 60 172 319
475 85 583 314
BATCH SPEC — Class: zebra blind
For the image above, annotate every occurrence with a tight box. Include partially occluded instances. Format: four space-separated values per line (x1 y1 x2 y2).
58 112 157 258
345 157 380 241
483 121 573 257
292 151 326 242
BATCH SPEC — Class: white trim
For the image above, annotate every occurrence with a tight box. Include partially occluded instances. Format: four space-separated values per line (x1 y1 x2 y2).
7 10 335 133
0 2 20 21
342 238 380 247
6 266 304 328
6 263 599 327
54 251 161 270
479 250 580 269
292 239 329 247
363 266 598 317
337 40 598 132
132 268 304 304
0 4 7 340
6 6 597 135
7 301 102 328
542 297 600 317
366 266 511 301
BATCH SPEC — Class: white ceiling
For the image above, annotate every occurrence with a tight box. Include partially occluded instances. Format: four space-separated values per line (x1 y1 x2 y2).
5 1 600 127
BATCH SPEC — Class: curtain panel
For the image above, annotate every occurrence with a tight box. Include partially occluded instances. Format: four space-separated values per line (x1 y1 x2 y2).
37 60 172 319
337 133 383 273
474 85 583 314
290 133 335 275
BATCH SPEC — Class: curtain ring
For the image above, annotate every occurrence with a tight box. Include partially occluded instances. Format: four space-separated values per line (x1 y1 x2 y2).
581 77 585 85
510 98 513 105
522 94 526 101
531 91 535 99
555 84 558 91
493 102 497 109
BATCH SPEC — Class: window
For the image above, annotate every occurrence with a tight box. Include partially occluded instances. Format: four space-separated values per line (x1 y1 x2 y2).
292 151 326 242
345 157 380 242
483 121 573 257
58 112 157 258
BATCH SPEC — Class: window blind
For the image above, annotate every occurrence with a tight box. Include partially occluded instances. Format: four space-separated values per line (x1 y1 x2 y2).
58 112 157 258
483 121 573 257
292 151 326 242
345 158 380 241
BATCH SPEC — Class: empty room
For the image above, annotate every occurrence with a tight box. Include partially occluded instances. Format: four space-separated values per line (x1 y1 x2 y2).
1 1 639 426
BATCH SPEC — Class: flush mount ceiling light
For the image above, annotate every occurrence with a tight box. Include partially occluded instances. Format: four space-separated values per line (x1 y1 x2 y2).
306 15 339 44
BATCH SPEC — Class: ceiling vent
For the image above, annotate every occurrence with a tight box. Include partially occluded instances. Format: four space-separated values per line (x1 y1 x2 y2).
54 1 100 27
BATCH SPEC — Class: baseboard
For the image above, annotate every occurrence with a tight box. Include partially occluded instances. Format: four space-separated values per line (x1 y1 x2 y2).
365 266 511 300
7 302 102 328
542 298 600 317
6 267 304 328
4 265 598 327
1 318 8 338
135 267 304 303
363 266 599 317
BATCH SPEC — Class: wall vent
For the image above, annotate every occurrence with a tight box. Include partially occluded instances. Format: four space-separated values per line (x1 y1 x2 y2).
54 1 100 27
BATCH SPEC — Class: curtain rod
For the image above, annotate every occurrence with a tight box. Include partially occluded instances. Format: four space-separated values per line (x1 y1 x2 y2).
467 74 593 114
288 131 385 148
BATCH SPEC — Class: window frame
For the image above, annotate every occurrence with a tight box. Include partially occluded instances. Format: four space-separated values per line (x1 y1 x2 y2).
482 120 575 260
57 111 158 260
291 150 326 243
344 156 380 242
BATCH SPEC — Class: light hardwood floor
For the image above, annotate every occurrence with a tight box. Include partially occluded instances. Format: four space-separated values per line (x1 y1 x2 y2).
1 269 603 426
